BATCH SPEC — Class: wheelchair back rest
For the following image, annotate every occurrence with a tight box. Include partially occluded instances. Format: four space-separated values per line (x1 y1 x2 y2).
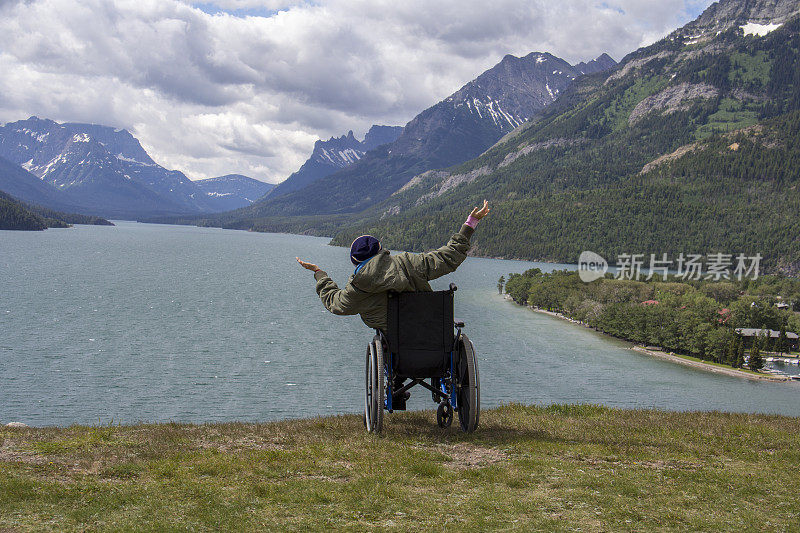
386 289 455 377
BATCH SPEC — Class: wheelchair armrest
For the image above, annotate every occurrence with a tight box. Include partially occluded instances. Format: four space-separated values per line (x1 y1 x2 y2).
454 320 465 328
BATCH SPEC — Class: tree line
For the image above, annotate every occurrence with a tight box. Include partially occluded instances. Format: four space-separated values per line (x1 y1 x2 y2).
503 269 800 371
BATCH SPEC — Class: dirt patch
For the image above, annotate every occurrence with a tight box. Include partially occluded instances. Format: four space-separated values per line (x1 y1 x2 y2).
0 447 48 465
438 443 508 470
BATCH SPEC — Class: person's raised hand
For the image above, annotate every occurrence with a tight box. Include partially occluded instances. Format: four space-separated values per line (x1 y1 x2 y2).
470 199 490 220
296 257 320 272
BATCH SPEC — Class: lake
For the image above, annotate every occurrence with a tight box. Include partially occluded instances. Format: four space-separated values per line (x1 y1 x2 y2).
2 221 800 426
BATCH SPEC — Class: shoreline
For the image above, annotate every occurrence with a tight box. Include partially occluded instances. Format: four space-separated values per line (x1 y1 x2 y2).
510 297 793 382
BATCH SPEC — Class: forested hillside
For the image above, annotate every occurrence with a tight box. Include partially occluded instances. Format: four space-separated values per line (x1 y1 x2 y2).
0 190 112 231
0 191 66 230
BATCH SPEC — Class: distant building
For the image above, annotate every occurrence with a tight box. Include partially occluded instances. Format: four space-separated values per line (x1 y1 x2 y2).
735 328 799 351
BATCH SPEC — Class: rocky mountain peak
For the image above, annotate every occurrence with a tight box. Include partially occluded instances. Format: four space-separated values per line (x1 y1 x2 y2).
678 0 800 39
363 125 404 150
574 53 618 75
265 124 403 200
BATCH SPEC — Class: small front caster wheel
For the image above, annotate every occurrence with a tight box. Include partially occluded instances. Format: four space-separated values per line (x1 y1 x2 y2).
436 402 453 428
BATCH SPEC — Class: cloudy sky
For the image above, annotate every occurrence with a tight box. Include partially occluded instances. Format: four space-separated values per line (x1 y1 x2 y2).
0 0 714 183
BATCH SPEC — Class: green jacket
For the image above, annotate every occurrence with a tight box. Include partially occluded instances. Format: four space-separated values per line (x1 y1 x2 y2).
313 224 474 331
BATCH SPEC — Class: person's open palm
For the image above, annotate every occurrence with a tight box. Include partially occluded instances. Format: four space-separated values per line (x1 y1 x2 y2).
470 199 490 220
296 257 319 271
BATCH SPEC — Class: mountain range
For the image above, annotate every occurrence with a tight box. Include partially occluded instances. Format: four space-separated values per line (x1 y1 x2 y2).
5 0 799 274
228 51 616 219
0 118 273 218
0 47 615 224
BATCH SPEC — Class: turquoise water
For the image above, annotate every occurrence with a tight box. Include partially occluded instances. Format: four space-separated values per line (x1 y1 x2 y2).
2 221 799 426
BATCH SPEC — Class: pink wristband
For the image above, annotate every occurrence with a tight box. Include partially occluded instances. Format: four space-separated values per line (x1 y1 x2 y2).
465 215 479 229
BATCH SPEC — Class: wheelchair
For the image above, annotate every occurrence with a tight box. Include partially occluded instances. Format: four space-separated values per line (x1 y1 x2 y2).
364 283 480 433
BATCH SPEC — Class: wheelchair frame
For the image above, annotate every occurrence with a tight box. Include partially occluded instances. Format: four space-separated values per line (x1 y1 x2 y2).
364 283 480 434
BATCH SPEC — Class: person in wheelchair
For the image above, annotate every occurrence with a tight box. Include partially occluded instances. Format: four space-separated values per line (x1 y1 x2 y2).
296 200 490 410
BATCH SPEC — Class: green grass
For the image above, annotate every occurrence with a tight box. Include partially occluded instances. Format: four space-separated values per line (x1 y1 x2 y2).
696 97 761 138
2 405 800 531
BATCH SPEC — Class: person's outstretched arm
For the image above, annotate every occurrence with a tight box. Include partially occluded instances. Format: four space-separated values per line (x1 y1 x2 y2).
296 257 360 315
413 200 490 282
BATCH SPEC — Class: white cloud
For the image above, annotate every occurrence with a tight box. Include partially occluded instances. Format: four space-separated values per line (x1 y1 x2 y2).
0 0 714 182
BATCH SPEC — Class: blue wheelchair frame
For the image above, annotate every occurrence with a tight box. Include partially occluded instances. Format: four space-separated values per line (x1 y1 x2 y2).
381 323 464 415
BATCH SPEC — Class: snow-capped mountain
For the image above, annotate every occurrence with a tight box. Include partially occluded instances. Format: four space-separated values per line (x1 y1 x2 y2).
249 51 616 216
437 52 584 132
194 174 274 211
311 130 367 168
0 117 219 217
266 125 402 199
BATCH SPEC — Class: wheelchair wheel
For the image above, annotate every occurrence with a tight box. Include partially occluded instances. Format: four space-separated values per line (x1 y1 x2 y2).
456 334 480 433
364 336 385 433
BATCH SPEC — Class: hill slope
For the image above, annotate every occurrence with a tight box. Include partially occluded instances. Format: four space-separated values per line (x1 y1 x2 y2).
1 405 799 530
0 190 112 230
0 190 55 230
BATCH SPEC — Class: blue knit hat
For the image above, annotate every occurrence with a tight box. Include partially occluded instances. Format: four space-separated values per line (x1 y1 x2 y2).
350 235 381 266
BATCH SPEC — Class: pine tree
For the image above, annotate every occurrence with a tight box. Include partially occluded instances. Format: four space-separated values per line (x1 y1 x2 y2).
498 275 506 295
749 334 764 371
778 324 787 355
726 335 740 367
763 330 774 353
736 339 745 368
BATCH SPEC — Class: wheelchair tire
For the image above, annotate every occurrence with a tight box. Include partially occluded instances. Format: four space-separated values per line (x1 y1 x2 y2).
456 334 480 433
364 336 384 434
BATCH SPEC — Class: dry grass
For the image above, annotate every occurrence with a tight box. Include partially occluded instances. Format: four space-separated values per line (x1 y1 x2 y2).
2 404 800 531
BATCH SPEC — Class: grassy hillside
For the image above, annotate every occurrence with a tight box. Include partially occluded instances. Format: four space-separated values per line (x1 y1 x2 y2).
2 405 799 531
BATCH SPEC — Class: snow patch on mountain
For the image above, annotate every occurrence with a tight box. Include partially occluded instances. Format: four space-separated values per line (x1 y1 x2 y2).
741 22 782 36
